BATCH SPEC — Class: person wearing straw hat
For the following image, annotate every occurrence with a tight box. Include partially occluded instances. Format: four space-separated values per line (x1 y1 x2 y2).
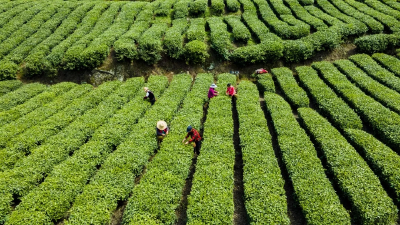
207 83 219 100
143 87 156 105
156 120 169 143
182 125 202 155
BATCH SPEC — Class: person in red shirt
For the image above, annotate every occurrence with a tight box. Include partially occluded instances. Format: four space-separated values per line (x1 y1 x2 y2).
182 125 202 155
226 83 237 97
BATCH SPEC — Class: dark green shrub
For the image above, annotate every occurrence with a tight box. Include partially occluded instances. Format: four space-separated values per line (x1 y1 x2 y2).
183 40 209 65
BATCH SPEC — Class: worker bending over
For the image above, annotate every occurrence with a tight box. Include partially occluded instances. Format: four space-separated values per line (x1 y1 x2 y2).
182 125 202 155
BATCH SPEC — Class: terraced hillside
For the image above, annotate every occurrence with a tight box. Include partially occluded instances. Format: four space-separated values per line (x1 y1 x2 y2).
0 0 399 80
0 52 400 224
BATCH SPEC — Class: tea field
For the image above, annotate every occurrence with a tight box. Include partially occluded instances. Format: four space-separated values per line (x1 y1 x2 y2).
2 0 400 224
0 52 399 224
0 0 400 80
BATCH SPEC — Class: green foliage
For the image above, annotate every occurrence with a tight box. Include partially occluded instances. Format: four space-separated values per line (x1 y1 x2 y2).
372 53 400 77
164 19 188 59
284 0 327 31
312 61 400 152
115 21 151 61
186 18 206 42
334 59 400 114
173 0 191 19
0 82 46 112
237 81 289 224
0 61 19 80
154 0 175 16
226 0 240 12
62 75 190 224
207 17 234 60
231 39 284 64
224 16 251 42
344 129 400 204
187 73 236 224
298 107 398 224
330 0 383 33
211 0 224 15
138 23 169 64
184 40 209 65
271 67 309 108
0 82 76 127
0 80 22 96
282 40 313 62
350 54 400 93
122 74 213 225
355 34 400 54
62 3 121 70
257 73 275 93
296 66 362 130
264 93 350 224
189 0 207 15
363 0 400 20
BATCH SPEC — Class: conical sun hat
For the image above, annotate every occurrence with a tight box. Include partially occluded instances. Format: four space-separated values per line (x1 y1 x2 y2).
157 120 167 130
210 83 217 88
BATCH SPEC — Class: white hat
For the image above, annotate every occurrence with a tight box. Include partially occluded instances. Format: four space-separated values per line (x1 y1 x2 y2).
210 83 217 88
157 120 167 130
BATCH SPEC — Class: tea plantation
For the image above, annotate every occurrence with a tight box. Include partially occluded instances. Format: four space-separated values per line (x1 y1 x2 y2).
1 0 400 224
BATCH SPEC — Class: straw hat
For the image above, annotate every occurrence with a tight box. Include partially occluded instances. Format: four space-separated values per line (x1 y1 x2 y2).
143 87 149 92
210 84 217 88
157 120 167 130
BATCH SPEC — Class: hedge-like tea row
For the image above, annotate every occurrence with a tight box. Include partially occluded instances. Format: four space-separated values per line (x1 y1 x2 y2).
114 15 152 61
253 0 310 39
257 73 275 93
312 61 400 152
0 82 119 171
329 0 383 33
155 0 176 16
349 54 400 93
304 5 344 26
0 84 91 152
0 1 35 29
23 3 95 77
343 0 400 33
77 2 145 69
138 22 169 64
5 78 162 224
121 74 213 224
271 67 309 108
189 0 207 15
384 0 400 11
164 19 188 59
0 82 75 127
231 11 283 64
372 53 400 77
296 66 362 130
264 93 350 224
207 17 234 60
186 18 206 42
211 0 224 15
0 82 46 112
62 3 122 70
187 73 236 224
0 3 78 79
0 2 42 45
39 3 110 76
226 0 240 12
237 81 289 224
315 0 368 35
224 16 251 42
354 34 400 54
284 0 327 31
0 80 22 96
173 0 191 19
363 0 400 20
334 59 400 114
0 2 59 61
298 108 398 224
238 0 256 12
344 129 400 204
0 77 168 224
0 78 146 223
64 75 191 225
